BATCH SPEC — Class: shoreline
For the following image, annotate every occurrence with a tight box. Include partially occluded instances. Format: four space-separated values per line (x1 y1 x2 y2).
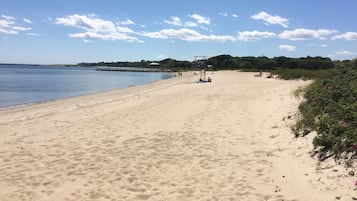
0 71 196 124
96 66 165 72
0 72 178 112
0 64 175 110
0 71 355 201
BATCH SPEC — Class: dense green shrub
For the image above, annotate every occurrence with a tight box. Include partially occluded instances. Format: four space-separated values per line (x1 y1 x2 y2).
274 69 334 80
206 55 334 71
294 66 357 159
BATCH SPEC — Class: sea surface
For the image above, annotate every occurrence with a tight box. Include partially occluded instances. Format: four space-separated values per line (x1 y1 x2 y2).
0 64 174 108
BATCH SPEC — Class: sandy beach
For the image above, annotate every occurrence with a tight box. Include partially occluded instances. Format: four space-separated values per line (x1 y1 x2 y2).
0 71 355 201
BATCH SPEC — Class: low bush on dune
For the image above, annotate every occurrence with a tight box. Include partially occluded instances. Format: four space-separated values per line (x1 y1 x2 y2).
274 68 334 80
293 66 357 160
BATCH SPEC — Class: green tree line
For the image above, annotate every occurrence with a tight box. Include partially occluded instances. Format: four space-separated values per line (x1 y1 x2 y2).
206 55 334 70
77 54 336 71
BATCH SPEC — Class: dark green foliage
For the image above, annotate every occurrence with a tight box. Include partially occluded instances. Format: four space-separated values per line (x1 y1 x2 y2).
281 56 334 69
159 58 192 71
78 54 336 72
207 55 334 71
206 55 234 69
78 58 193 71
274 69 334 80
293 65 357 159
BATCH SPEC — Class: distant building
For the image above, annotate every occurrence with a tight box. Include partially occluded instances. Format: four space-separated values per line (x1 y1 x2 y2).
149 62 160 67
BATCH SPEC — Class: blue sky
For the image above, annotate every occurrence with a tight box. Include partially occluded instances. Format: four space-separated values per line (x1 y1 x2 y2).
1 0 357 64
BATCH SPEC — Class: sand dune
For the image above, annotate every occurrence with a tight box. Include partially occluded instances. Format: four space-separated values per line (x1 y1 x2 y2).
0 71 355 201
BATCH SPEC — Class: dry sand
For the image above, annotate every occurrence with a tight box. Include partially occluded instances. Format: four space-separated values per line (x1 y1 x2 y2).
0 71 356 201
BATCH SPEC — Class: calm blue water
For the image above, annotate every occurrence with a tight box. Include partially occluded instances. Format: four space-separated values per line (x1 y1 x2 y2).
0 65 174 108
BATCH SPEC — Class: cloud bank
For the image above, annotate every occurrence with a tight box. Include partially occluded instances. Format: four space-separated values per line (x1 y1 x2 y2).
50 10 357 59
237 30 276 41
140 28 235 42
279 28 336 40
56 14 142 42
0 15 32 35
332 32 357 40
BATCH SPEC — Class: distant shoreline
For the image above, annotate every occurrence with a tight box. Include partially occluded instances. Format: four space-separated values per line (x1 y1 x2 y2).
0 74 178 111
95 66 170 72
0 64 175 109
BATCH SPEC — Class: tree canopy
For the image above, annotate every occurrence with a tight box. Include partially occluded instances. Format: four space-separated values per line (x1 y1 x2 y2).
78 54 339 71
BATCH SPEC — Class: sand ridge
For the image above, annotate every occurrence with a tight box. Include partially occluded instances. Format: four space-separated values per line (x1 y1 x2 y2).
0 71 355 201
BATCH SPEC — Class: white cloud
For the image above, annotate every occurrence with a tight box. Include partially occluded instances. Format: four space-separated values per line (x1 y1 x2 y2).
0 28 17 34
12 26 32 31
335 50 353 55
0 15 32 35
279 44 296 51
1 15 15 21
0 19 13 27
279 28 336 40
69 31 143 43
237 30 276 41
251 11 288 28
164 16 197 27
163 14 211 31
140 28 235 42
220 12 238 18
332 32 357 40
23 18 32 24
165 16 182 26
56 14 116 32
118 19 134 25
56 14 142 42
116 26 134 33
184 21 197 27
0 15 15 27
189 14 210 25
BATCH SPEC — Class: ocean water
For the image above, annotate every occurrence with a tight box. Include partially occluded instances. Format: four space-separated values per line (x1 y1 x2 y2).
0 65 174 108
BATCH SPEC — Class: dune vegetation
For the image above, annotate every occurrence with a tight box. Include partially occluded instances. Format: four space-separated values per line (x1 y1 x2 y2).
291 60 357 160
